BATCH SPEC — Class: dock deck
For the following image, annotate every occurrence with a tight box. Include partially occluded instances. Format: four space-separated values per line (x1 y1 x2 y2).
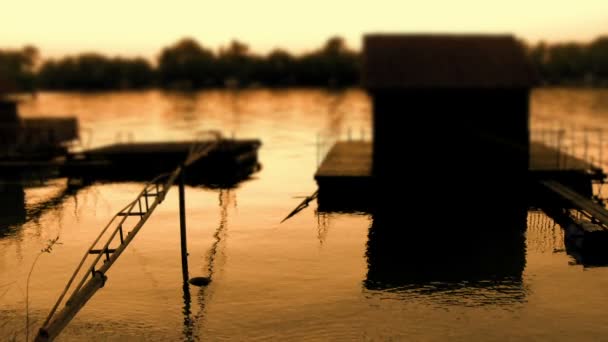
315 140 606 210
315 141 372 178
314 141 373 211
315 141 603 180
68 139 261 184
1 139 262 185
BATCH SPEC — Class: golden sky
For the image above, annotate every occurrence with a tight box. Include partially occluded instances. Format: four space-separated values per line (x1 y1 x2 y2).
1 0 606 58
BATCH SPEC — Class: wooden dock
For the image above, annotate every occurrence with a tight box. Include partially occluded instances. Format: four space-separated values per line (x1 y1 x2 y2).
540 180 608 224
0 139 262 186
314 141 606 211
315 141 371 179
540 193 608 266
314 141 373 211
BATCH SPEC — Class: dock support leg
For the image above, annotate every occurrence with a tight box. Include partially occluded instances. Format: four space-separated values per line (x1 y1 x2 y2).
179 168 189 282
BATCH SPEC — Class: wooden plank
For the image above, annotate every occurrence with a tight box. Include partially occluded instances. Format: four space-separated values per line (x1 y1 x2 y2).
578 221 606 233
84 140 261 156
85 142 211 155
315 141 372 178
316 141 598 179
541 180 608 227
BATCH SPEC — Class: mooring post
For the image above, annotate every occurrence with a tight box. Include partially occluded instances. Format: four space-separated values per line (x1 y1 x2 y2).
178 166 189 282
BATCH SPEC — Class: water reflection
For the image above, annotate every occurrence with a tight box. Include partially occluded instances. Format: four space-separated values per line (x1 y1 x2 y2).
324 90 349 138
183 189 232 341
0 183 26 237
363 202 528 306
590 89 608 114
540 207 608 266
0 180 82 238
162 91 202 130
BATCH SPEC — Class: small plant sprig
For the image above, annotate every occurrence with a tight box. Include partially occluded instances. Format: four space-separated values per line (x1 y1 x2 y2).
26 236 61 342
40 236 61 254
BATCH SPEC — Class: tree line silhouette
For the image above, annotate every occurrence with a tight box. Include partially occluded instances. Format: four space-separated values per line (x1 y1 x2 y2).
37 37 358 90
1 36 608 92
529 37 608 86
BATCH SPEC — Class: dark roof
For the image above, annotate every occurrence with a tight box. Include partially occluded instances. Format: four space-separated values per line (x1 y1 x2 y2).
363 34 537 89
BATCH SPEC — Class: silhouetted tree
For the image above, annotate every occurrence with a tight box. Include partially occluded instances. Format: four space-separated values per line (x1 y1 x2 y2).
26 35 608 90
293 36 359 87
0 46 38 93
157 38 216 89
37 54 154 90
528 37 608 86
258 49 296 86
217 40 254 86
589 37 608 81
156 36 360 88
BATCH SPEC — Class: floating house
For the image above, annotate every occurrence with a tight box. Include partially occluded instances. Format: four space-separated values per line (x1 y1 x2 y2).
363 34 536 184
316 34 540 222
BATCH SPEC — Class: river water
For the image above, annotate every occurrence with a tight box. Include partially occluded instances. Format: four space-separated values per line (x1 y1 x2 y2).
2 88 608 341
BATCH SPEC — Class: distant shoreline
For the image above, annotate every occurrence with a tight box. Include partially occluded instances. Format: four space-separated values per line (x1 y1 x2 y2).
15 84 607 95
3 35 608 93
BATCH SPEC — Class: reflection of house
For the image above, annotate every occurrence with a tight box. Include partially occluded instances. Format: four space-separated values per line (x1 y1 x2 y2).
343 35 533 295
0 98 78 158
364 207 527 298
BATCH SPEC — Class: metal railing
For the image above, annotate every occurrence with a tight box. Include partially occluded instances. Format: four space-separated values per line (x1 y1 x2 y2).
530 126 606 170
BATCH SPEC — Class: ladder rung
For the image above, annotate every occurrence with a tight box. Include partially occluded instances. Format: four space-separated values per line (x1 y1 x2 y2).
143 193 159 197
117 212 145 216
89 249 117 254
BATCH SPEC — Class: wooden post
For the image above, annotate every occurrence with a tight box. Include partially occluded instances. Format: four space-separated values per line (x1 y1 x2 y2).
179 167 189 282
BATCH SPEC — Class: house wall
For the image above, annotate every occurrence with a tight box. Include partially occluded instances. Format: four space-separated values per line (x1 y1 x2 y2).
370 88 530 218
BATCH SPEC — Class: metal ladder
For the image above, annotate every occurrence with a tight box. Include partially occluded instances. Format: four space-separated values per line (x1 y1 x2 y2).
35 131 222 342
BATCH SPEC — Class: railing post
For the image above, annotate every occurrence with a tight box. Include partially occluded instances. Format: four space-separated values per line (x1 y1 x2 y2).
584 128 589 163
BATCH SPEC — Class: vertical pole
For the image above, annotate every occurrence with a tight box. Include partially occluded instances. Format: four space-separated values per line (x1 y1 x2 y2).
316 133 320 167
177 167 193 339
179 167 189 282
599 129 603 168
